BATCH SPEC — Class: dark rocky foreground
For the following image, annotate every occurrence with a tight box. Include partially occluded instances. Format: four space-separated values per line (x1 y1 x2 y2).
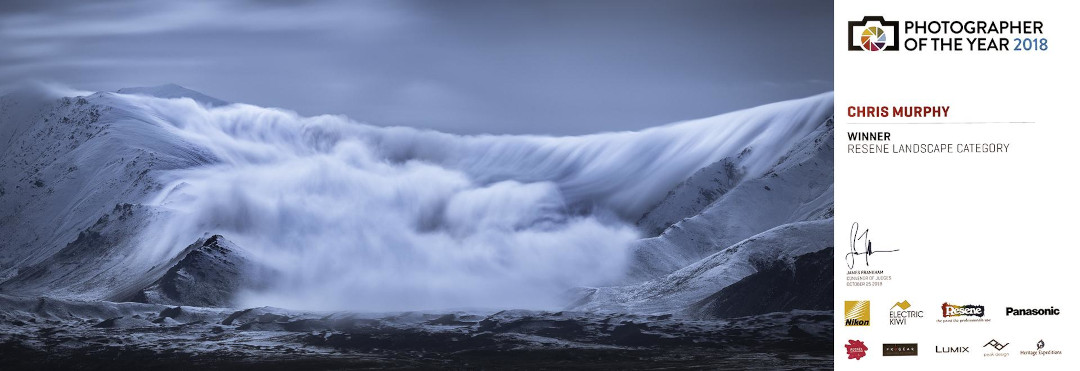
0 295 831 370
687 248 833 318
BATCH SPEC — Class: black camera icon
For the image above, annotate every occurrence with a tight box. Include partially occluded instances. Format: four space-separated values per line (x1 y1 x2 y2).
848 16 900 51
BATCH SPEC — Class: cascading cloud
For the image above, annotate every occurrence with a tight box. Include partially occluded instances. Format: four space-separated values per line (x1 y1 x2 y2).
109 91 831 311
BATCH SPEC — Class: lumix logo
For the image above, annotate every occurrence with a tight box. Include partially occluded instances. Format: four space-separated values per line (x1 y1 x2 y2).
935 345 970 353
1006 306 1060 316
942 302 984 317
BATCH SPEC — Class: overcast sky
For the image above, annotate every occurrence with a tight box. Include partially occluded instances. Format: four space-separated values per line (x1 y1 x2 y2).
0 0 832 135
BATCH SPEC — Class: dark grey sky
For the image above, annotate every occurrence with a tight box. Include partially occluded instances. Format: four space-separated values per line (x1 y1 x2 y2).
0 0 832 135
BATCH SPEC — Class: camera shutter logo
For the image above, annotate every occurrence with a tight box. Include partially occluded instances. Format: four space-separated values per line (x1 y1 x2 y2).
848 16 901 51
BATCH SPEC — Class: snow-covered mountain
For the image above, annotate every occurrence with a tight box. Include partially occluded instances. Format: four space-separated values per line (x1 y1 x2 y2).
0 83 833 314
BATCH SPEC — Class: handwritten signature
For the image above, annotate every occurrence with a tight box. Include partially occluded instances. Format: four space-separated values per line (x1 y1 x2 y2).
845 222 899 269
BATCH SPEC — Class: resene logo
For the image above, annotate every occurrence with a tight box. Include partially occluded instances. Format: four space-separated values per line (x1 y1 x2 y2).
848 16 900 51
845 300 871 326
942 302 985 317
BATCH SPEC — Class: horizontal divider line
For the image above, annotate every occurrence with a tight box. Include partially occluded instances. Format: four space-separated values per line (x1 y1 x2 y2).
846 121 1034 125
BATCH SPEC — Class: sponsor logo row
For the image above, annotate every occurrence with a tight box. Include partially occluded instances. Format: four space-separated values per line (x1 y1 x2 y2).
845 300 1060 326
845 339 1063 360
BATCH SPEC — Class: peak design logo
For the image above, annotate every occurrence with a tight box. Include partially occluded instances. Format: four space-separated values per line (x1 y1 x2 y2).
942 302 984 317
848 16 900 51
845 301 871 326
846 340 868 360
985 339 1009 351
983 339 1011 357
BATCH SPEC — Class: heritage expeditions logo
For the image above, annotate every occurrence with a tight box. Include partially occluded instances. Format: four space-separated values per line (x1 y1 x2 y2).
845 300 871 326
845 16 1048 52
848 16 900 51
889 300 924 325
1006 306 1060 316
883 343 919 356
1019 339 1063 356
942 302 984 317
846 339 868 360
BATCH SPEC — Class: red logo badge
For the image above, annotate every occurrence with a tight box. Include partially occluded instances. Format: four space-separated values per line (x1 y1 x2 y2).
846 339 868 360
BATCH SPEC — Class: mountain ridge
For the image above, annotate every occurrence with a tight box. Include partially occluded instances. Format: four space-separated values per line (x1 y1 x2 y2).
0 85 833 314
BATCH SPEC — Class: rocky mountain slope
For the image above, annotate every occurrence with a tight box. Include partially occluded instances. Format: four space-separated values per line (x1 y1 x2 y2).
0 84 835 368
1 84 833 315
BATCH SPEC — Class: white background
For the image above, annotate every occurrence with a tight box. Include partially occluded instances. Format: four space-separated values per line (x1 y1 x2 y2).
835 0 1079 369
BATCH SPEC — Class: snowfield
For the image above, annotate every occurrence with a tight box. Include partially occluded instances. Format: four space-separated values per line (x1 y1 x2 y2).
1 84 832 314
1 84 833 367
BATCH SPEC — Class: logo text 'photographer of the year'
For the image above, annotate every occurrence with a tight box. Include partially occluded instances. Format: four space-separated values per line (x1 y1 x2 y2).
847 16 1048 52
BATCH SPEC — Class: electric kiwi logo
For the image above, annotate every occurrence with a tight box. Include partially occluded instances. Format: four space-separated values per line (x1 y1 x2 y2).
848 16 900 51
942 302 985 317
889 300 924 325
845 300 871 326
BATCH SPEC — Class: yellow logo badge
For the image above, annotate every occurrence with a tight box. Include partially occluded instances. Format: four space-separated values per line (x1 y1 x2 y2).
845 300 871 326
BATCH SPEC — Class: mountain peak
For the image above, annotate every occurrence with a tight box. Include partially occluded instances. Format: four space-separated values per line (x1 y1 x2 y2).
115 83 228 107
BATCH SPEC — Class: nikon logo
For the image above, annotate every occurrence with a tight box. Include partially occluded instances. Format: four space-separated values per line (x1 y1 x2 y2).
845 301 871 326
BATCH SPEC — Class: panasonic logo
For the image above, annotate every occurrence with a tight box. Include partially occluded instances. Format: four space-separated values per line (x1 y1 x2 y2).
1006 307 1060 316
